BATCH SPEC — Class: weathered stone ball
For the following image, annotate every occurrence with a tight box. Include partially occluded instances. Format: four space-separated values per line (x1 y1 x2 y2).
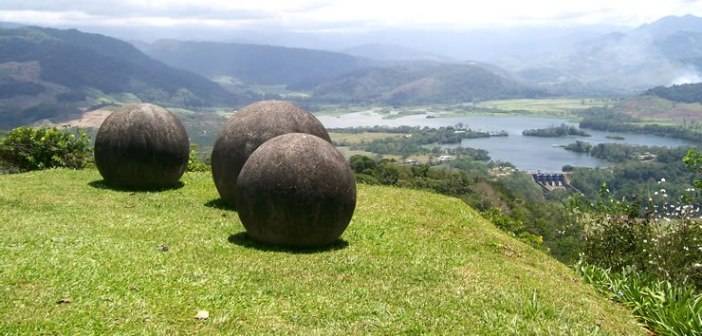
94 103 189 189
236 133 356 247
211 100 331 207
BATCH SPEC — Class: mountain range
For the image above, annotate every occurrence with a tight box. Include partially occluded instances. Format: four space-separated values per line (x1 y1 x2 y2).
0 26 253 127
2 15 702 127
136 40 371 89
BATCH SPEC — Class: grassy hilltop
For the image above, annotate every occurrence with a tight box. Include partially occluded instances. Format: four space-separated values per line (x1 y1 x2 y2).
0 169 644 335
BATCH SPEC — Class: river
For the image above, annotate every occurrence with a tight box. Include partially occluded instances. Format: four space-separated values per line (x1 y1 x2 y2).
317 112 694 172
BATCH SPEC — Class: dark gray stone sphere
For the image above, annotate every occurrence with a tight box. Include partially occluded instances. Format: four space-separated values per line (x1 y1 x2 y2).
94 103 189 189
211 100 331 207
236 133 356 247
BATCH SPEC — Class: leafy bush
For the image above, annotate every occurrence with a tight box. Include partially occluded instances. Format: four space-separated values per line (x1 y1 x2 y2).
577 262 702 336
569 184 702 288
187 145 209 172
684 148 702 189
0 127 91 172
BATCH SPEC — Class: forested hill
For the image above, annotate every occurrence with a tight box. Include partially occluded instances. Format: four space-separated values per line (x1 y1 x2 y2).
0 27 248 127
311 63 547 105
138 40 371 88
646 83 702 103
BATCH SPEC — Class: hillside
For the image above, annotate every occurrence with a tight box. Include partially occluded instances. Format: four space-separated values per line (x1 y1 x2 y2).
515 15 702 95
138 40 370 89
0 27 247 127
0 169 645 334
645 83 702 104
312 63 546 105
341 43 453 62
614 94 702 122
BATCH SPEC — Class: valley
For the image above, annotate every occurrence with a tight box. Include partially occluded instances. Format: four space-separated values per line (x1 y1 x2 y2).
2 7 702 336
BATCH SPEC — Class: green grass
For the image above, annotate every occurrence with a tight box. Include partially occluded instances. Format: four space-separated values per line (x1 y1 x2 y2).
577 263 702 336
313 99 613 121
0 169 645 335
469 98 613 119
330 132 405 145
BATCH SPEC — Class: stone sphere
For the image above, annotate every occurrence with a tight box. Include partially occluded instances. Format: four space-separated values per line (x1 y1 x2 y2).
211 100 331 207
94 103 189 189
236 133 356 247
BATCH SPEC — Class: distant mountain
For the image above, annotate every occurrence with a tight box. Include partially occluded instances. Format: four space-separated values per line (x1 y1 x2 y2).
657 31 702 62
137 40 371 88
514 15 702 94
311 62 546 105
341 44 453 63
635 14 702 39
0 27 246 127
0 22 23 29
646 83 702 103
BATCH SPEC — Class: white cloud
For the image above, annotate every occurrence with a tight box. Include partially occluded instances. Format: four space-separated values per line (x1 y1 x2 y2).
0 0 701 30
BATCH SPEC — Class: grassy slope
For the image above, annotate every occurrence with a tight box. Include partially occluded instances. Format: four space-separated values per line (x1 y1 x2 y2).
0 169 645 335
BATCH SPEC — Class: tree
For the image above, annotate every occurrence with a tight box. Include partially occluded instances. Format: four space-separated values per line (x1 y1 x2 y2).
683 148 702 188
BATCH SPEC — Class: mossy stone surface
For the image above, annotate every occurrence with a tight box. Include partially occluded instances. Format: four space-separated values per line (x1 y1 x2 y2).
211 100 330 207
236 133 356 247
94 103 189 189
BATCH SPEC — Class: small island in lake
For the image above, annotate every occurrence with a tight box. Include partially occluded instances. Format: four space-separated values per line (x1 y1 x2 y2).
522 124 591 137
606 135 626 140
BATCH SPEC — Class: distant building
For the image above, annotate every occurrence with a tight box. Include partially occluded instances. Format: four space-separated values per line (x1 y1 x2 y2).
638 152 657 161
437 155 455 163
404 159 419 165
531 172 572 192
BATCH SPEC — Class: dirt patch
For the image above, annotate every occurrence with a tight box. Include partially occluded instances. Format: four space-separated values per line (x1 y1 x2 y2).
59 108 114 129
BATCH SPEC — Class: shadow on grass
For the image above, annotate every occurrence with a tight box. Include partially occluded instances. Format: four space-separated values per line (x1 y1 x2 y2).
228 232 349 254
204 198 236 211
88 180 185 192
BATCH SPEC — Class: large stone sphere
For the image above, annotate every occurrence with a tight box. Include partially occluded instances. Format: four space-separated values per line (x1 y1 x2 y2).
211 100 331 207
94 103 189 189
236 133 356 247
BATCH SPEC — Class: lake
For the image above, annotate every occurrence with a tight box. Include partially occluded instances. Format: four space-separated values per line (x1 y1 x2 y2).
317 112 694 172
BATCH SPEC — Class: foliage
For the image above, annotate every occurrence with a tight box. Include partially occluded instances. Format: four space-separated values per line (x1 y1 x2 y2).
579 107 702 142
0 127 91 171
684 148 702 189
522 124 590 137
577 262 702 336
569 184 702 288
335 126 498 157
481 208 543 248
564 140 592 153
570 146 697 201
187 145 209 172
646 83 702 104
0 169 645 334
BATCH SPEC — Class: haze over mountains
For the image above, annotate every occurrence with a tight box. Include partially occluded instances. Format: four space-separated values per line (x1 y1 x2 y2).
2 14 702 126
131 14 702 95
0 26 250 126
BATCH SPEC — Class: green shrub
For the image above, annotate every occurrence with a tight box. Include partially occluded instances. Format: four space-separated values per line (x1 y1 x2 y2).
569 184 702 288
0 127 91 172
481 208 544 249
187 144 209 172
577 262 702 336
684 148 702 189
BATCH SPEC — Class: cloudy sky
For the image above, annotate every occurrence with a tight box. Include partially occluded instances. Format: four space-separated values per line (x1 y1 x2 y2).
0 0 701 31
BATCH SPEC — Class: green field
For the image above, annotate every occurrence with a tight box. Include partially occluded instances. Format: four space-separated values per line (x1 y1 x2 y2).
313 98 614 121
330 132 404 145
0 170 645 335
475 98 613 117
